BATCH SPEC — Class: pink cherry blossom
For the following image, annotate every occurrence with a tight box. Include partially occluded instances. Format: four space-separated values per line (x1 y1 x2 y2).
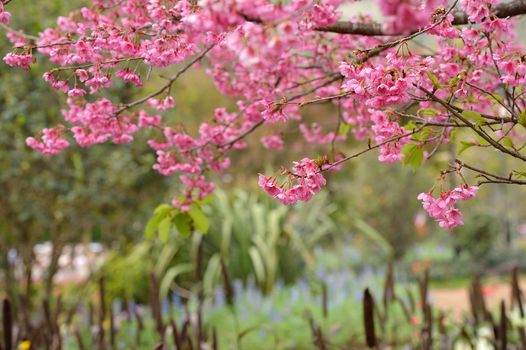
259 158 326 205
0 3 11 24
147 96 175 111
138 111 162 128
26 127 70 156
300 123 344 144
116 69 143 86
261 135 284 150
3 52 32 70
418 185 479 230
68 87 86 97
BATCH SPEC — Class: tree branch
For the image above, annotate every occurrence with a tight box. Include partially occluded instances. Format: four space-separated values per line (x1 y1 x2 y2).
321 125 427 172
455 159 526 185
418 85 526 162
316 0 526 36
114 44 215 115
453 0 526 24
316 22 386 36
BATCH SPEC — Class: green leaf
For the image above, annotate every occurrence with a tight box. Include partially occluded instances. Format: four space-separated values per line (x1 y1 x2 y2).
155 245 178 277
401 144 424 171
461 110 485 125
418 108 438 117
159 264 194 298
427 71 442 89
203 254 221 296
450 75 461 87
144 215 162 239
413 128 432 142
154 204 173 216
518 111 526 127
189 204 209 233
458 141 476 155
158 217 172 243
174 213 191 238
196 194 214 205
404 120 417 131
449 128 460 142
144 203 175 239
338 122 351 136
502 137 514 148
248 247 265 284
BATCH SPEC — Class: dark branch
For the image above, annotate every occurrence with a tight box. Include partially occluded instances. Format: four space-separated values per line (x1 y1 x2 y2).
452 0 526 24
456 159 526 185
316 22 385 36
317 0 526 36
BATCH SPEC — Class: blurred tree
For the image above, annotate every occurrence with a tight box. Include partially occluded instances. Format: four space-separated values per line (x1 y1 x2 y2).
453 214 499 265
328 153 434 259
0 0 171 320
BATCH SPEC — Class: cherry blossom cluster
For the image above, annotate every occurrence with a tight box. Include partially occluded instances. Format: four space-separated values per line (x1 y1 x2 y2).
0 2 11 24
258 158 327 205
376 0 447 34
61 98 138 146
25 127 70 156
3 0 524 227
370 110 410 163
3 52 31 70
260 135 284 150
417 185 479 230
460 0 498 22
300 123 344 145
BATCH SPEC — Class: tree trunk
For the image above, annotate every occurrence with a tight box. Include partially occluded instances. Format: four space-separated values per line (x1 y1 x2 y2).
45 229 65 302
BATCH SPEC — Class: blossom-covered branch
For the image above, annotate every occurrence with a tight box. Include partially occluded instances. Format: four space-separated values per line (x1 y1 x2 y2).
3 0 526 230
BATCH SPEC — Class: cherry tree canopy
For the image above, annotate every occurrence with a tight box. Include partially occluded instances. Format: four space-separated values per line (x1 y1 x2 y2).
2 0 526 230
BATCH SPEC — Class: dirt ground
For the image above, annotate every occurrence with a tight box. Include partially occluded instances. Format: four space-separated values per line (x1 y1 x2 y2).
430 280 526 319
